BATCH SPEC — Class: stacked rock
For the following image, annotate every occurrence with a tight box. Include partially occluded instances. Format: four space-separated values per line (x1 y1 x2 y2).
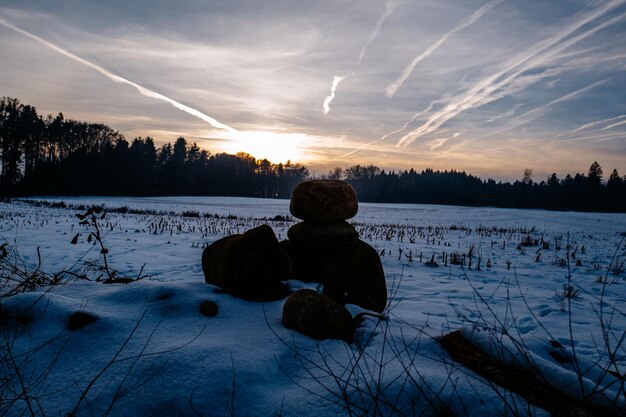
202 224 292 301
282 289 355 343
201 179 388 342
281 180 387 313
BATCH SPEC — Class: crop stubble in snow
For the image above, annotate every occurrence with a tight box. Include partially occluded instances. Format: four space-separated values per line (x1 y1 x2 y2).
1 196 625 416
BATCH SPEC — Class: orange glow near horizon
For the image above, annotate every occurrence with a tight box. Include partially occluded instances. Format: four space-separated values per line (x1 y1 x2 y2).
221 130 308 164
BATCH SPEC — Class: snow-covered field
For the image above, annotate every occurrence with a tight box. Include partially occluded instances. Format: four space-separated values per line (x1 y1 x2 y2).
1 197 625 416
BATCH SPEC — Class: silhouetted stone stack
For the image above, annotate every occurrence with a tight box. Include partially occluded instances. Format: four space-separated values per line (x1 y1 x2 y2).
282 180 387 314
202 224 291 301
201 179 387 342
282 289 355 343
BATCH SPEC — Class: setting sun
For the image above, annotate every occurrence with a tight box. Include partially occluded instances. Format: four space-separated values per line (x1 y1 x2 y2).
222 130 307 163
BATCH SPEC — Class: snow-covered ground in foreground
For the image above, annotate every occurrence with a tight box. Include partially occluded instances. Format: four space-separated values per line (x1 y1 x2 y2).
1 197 625 416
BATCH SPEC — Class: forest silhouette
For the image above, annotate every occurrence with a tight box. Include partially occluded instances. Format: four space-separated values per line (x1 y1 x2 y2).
1 97 625 212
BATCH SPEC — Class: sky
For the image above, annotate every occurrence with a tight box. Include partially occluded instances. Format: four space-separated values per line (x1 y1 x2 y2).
1 0 625 181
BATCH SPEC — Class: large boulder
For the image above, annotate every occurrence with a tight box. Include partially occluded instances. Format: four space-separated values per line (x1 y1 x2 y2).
287 220 359 252
283 239 387 313
202 225 292 300
282 289 354 343
290 180 358 223
279 240 318 282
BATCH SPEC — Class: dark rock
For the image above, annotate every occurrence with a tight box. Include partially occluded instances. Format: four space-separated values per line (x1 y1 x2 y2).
202 225 292 300
323 240 387 314
284 239 387 313
202 235 239 277
282 289 354 343
290 180 358 223
199 300 219 317
287 221 359 252
279 240 318 282
68 311 98 331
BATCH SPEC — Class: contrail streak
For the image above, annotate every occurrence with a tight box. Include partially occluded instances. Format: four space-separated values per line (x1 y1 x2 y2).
0 16 238 133
394 0 626 148
427 132 461 151
358 0 401 64
599 119 626 131
322 75 346 114
578 115 626 131
323 0 400 114
386 0 502 98
483 103 524 123
561 130 626 144
553 114 626 139
484 78 609 138
340 90 452 157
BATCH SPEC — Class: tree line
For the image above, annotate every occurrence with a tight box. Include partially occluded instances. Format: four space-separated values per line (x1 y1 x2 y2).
0 97 308 198
326 163 626 212
1 97 625 212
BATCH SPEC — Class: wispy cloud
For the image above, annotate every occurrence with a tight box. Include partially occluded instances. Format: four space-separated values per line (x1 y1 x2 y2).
358 0 401 64
322 0 401 114
552 113 626 145
485 78 609 137
340 90 453 157
394 0 626 148
0 15 238 133
557 114 626 138
322 75 346 114
426 132 461 150
385 0 502 98
600 119 626 131
483 103 524 124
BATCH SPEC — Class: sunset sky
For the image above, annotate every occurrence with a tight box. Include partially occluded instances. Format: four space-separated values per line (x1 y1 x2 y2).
1 0 625 181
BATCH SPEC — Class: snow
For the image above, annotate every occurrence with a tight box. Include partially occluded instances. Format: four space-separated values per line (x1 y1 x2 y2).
1 197 625 416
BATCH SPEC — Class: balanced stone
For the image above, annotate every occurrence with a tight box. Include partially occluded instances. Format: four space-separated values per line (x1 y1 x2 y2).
202 225 291 298
282 289 354 343
290 180 358 223
322 239 387 314
282 239 387 313
279 240 318 282
287 220 359 252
